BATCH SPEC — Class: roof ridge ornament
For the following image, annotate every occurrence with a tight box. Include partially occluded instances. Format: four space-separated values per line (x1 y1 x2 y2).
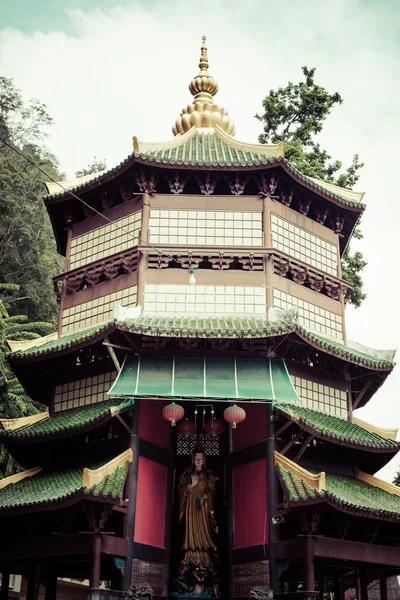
172 37 236 137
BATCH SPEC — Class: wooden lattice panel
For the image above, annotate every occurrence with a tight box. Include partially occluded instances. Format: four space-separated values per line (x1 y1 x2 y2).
177 432 219 456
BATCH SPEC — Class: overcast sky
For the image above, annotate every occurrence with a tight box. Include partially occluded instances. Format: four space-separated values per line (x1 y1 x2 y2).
1 0 399 481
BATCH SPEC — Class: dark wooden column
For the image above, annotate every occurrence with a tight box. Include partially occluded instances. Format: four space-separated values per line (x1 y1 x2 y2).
90 534 102 589
122 400 140 591
360 569 368 600
304 536 314 591
0 571 10 600
26 563 40 600
355 569 362 600
267 402 279 592
226 425 234 600
44 573 57 600
334 576 343 600
163 426 176 596
380 576 388 600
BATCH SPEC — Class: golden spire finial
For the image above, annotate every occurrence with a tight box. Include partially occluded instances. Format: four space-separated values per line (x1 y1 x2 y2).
189 36 219 99
172 37 235 137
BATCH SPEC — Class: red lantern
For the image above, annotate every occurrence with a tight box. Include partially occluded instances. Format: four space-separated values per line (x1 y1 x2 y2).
162 402 184 426
223 404 246 429
177 418 197 437
204 418 225 436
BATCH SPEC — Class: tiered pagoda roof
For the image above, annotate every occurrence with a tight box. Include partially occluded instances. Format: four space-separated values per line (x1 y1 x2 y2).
0 449 132 514
276 453 400 523
0 398 133 443
7 312 396 371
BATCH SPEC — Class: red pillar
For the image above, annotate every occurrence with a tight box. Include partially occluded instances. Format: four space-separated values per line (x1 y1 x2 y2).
90 534 102 589
304 536 314 591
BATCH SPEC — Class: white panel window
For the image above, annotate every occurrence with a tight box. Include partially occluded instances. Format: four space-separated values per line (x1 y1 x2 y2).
291 375 348 418
54 371 117 413
271 214 337 276
144 284 266 316
273 289 343 340
70 211 141 269
62 286 137 333
149 209 263 246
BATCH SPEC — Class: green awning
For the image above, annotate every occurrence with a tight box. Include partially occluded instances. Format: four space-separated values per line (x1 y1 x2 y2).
108 356 299 402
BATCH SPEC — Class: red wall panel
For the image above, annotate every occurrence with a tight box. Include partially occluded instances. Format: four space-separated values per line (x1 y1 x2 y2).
134 456 168 548
233 458 267 549
138 399 170 449
232 403 267 451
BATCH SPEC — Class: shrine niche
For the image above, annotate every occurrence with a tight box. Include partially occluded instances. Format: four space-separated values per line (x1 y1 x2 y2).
172 444 220 598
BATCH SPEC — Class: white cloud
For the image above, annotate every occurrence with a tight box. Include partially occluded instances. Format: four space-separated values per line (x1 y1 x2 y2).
1 0 399 479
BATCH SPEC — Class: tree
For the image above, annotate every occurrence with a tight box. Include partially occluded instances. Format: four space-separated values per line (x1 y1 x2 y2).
0 282 52 479
0 78 64 322
256 66 366 306
394 470 400 487
75 157 106 178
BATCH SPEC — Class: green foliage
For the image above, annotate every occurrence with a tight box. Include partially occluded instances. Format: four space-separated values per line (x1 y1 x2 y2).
0 78 64 322
394 470 400 487
75 157 106 178
0 283 50 479
256 67 366 306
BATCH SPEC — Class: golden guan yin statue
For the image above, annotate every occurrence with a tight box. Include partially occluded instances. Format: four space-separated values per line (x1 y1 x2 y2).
172 36 236 137
174 445 220 597
178 444 219 568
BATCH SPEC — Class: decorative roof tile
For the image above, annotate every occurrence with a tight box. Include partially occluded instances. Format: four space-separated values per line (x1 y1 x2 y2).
7 312 396 371
276 404 400 451
277 464 400 521
0 456 129 512
0 398 133 441
44 128 365 211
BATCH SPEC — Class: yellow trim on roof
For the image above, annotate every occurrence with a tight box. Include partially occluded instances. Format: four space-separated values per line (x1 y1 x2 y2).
274 451 325 491
82 448 133 489
0 411 49 431
0 467 42 490
353 417 398 442
7 332 59 353
357 471 400 498
44 171 108 195
307 176 365 203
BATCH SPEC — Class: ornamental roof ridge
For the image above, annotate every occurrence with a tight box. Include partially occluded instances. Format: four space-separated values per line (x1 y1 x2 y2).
133 126 284 159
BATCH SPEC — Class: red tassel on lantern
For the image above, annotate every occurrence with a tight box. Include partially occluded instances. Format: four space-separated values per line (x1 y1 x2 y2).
223 404 246 429
162 402 184 427
204 418 226 437
177 418 197 437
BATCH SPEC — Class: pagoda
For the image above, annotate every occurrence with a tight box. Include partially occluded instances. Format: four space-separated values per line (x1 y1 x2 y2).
0 38 399 600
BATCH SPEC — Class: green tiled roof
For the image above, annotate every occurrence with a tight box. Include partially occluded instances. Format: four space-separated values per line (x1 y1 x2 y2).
0 398 133 441
7 312 396 371
44 131 365 211
277 464 400 521
7 321 115 360
276 404 399 450
0 459 129 512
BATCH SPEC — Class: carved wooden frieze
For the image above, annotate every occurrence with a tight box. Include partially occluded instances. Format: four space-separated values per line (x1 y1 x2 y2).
232 561 269 598
316 206 329 225
135 171 157 194
238 254 264 271
167 172 189 194
131 559 165 597
147 252 172 269
196 173 217 196
280 189 294 207
227 175 248 195
298 197 311 216
333 213 345 234
257 174 279 197
208 254 234 270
